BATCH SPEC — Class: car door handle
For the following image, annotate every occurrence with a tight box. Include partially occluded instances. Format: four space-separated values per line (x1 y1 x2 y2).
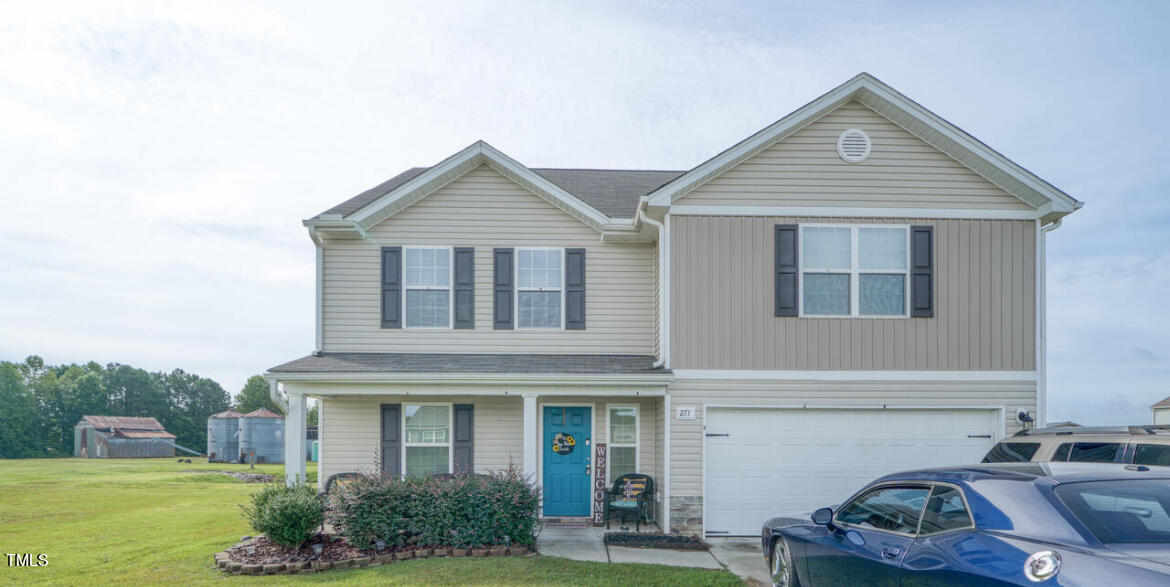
881 547 901 559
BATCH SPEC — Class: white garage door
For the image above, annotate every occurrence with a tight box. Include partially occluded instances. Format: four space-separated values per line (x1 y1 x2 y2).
704 408 999 536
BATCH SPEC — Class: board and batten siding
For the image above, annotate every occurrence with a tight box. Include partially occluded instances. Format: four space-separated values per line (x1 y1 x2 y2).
321 165 655 354
665 377 1036 499
670 216 1036 370
676 101 1034 210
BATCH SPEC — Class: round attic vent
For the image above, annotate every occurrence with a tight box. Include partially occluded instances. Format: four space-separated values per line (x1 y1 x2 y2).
837 128 871 163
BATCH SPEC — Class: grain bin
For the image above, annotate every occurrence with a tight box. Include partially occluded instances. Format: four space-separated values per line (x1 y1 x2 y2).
206 409 242 463
239 408 284 464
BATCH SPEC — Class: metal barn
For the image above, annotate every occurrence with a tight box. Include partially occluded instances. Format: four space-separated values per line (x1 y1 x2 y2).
206 409 242 463
73 416 176 458
239 408 284 464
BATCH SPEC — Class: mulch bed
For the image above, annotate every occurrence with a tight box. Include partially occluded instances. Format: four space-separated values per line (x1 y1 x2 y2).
604 532 708 550
215 534 534 575
182 470 276 483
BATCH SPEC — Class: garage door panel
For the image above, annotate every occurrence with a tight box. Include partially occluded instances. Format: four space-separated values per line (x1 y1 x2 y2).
704 408 998 536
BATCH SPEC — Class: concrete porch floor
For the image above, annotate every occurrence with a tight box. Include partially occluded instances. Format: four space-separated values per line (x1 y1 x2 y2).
535 526 768 584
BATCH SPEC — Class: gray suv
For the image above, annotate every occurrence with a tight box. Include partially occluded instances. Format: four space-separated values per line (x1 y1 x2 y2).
982 425 1170 465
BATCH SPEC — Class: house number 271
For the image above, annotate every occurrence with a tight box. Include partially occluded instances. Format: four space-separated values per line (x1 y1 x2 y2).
676 406 696 420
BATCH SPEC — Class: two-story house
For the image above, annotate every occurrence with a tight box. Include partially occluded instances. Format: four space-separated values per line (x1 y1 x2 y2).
267 73 1081 537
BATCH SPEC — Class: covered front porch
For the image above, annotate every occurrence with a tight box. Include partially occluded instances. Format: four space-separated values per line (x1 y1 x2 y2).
267 352 673 529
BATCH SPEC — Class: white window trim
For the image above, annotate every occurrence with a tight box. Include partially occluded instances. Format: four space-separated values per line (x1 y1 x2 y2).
798 224 911 319
402 245 455 330
606 404 640 480
514 246 566 330
401 402 455 476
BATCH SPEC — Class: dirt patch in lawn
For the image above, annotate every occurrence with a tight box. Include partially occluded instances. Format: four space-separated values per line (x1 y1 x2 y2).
604 532 708 550
181 470 275 483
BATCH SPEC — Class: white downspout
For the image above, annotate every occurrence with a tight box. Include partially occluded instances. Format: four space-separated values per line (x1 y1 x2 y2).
637 201 668 369
267 377 288 413
1037 217 1063 427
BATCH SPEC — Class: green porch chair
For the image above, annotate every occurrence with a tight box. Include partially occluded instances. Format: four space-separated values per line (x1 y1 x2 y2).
604 473 655 531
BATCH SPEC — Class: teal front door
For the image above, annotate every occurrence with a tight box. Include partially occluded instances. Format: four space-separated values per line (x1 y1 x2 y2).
542 406 591 516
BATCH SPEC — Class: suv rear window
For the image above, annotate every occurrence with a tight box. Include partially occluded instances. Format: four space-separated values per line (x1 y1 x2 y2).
982 442 1041 463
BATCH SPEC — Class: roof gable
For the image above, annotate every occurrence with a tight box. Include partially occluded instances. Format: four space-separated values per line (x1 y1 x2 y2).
648 73 1081 220
311 142 623 235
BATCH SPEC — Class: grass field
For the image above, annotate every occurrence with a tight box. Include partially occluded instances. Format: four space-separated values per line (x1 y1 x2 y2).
0 459 742 586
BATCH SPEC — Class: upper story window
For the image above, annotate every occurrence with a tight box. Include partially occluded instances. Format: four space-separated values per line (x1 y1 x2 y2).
801 225 909 317
516 248 563 329
404 247 452 328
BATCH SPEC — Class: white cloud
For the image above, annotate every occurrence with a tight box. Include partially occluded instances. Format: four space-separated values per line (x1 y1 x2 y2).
1 1 1168 416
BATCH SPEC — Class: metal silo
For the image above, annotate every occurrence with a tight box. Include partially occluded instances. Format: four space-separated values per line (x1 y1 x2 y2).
207 409 242 463
239 408 284 464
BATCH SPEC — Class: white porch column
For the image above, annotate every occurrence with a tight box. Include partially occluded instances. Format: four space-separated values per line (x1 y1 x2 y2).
285 392 307 486
522 393 538 483
663 393 671 532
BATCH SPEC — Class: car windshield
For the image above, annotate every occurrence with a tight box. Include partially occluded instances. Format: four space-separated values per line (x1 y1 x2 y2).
1056 480 1170 543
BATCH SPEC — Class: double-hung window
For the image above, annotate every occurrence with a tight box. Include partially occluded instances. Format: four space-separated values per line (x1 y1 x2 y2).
403 404 452 477
608 406 638 479
801 225 909 317
516 248 563 329
404 247 452 328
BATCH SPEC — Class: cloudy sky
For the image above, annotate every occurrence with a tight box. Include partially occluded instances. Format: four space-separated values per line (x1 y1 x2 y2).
1 1 1167 424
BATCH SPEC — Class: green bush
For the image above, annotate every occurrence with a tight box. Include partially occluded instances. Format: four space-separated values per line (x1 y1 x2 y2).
328 466 540 550
241 481 324 549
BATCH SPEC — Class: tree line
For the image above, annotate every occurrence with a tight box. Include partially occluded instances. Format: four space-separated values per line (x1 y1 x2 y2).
0 356 294 459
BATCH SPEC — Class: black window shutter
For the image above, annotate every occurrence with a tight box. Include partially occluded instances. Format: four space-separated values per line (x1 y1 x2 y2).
453 404 474 474
565 248 586 330
380 403 401 477
774 225 798 317
493 248 514 329
381 246 403 329
454 247 475 329
911 225 934 317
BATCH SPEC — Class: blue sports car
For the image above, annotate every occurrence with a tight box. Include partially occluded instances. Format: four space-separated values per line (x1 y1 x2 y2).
761 463 1170 586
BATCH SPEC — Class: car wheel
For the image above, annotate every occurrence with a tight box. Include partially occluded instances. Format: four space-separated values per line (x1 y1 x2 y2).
770 537 798 587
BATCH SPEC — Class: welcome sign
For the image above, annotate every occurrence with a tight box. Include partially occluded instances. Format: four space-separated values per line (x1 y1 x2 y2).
592 443 607 525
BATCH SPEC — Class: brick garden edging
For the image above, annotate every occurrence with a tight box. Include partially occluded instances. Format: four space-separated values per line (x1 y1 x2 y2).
214 537 535 575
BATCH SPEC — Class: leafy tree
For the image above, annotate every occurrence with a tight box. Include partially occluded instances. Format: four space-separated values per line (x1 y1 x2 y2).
0 362 40 458
307 402 319 427
235 375 283 415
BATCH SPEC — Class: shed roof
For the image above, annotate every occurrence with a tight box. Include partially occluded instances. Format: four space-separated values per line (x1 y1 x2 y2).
114 429 176 439
243 408 284 419
80 415 168 430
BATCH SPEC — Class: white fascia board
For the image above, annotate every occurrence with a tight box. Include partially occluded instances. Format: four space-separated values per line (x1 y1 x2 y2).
647 73 1081 215
671 369 1037 382
668 205 1043 220
341 141 611 234
265 371 674 386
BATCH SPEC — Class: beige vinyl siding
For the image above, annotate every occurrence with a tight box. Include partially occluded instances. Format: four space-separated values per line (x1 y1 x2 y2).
317 395 523 484
652 241 661 361
321 165 655 354
666 377 1036 498
678 101 1033 211
670 216 1036 370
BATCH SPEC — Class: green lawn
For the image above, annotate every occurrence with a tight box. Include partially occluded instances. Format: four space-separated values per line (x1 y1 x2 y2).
0 459 741 586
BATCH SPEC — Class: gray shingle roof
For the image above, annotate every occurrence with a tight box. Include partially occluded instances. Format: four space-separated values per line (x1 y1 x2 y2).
269 353 669 375
316 167 683 220
1153 396 1170 409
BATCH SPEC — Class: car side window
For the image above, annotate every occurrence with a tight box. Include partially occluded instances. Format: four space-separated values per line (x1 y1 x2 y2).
1066 442 1122 463
836 485 931 534
1053 443 1072 461
1133 444 1170 466
982 442 1040 463
918 485 974 535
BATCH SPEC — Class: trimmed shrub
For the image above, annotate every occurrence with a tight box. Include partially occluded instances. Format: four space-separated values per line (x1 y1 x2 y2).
328 465 540 550
241 481 324 549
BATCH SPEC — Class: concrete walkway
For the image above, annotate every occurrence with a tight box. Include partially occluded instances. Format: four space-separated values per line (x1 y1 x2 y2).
536 527 767 583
